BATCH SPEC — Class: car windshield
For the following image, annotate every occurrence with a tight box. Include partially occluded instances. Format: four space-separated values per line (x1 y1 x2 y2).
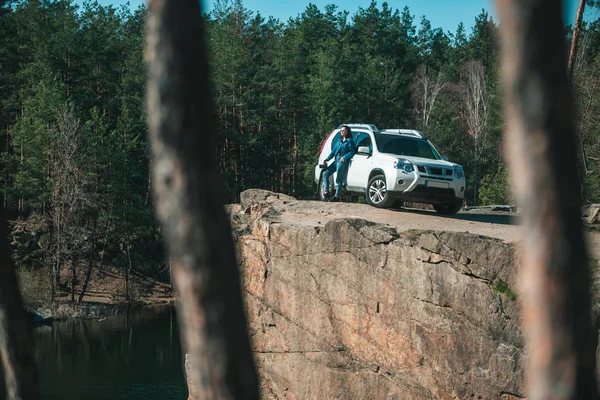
375 135 441 160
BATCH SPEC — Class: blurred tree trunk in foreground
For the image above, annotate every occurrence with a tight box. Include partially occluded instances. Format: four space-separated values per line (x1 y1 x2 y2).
0 218 38 400
146 0 259 399
496 0 598 399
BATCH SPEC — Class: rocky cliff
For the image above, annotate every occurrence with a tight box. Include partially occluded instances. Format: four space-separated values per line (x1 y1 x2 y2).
230 190 526 399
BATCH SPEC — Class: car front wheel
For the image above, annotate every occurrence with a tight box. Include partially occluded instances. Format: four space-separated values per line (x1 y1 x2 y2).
433 202 462 215
366 174 395 208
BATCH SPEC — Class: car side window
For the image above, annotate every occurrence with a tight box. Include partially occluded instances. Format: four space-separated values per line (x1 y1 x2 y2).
358 136 372 147
354 133 372 155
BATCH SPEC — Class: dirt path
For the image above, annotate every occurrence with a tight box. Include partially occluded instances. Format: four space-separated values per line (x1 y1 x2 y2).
276 199 600 260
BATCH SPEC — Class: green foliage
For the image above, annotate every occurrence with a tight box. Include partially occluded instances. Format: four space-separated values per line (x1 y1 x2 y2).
9 73 65 211
2 0 164 296
492 279 516 301
479 165 513 206
584 173 600 204
16 266 52 307
2 0 600 293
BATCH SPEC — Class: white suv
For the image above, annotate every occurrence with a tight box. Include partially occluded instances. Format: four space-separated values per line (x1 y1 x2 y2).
314 124 466 215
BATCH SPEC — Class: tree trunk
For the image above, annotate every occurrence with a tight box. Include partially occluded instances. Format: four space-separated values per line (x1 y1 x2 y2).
50 263 56 304
70 258 76 303
473 145 478 206
568 0 586 81
0 219 39 399
96 209 111 276
496 1 599 399
567 0 589 184
78 219 99 304
169 256 173 293
78 256 94 305
125 237 131 303
146 1 259 399
124 201 131 303
292 111 297 197
19 140 23 216
55 216 61 287
3 125 8 210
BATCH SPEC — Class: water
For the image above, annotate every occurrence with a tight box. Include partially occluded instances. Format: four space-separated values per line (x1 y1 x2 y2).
12 306 188 400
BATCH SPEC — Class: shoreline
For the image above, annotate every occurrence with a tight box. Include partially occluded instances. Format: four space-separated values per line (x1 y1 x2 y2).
28 297 176 322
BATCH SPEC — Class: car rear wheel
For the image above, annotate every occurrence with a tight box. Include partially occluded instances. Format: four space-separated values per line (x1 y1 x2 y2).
433 202 462 215
366 174 395 208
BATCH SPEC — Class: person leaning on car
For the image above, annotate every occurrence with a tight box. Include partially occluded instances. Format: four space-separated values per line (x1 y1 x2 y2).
322 125 356 201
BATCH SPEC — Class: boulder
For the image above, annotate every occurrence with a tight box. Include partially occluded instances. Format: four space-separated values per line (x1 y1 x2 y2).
27 308 53 324
462 205 518 213
583 204 600 225
239 189 295 206
231 191 526 399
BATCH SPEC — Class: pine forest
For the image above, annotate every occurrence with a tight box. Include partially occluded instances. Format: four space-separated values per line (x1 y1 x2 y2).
1 0 600 301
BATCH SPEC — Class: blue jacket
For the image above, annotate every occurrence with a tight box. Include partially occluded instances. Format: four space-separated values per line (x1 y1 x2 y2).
325 138 356 162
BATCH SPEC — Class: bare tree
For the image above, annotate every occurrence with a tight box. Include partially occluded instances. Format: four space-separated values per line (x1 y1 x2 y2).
573 29 593 76
0 218 39 399
49 105 91 303
568 0 590 186
146 0 259 399
571 20 600 185
460 60 489 205
573 59 599 177
411 64 446 129
496 0 599 399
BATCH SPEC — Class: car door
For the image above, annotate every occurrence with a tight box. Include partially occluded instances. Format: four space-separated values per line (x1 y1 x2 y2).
346 132 373 191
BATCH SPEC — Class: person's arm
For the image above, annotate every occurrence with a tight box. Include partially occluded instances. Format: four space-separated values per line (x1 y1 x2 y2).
342 140 356 160
325 143 337 162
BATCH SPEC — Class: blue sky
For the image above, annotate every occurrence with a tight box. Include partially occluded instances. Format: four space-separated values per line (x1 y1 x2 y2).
92 0 596 34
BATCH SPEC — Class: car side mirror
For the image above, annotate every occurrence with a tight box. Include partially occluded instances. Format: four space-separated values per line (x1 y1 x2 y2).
442 155 449 161
358 146 371 155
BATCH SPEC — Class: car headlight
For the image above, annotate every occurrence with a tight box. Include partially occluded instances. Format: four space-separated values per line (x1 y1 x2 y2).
394 158 414 173
454 165 465 178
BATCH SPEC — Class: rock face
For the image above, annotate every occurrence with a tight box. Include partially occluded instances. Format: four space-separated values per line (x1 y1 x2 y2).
230 189 525 400
27 308 54 324
584 204 600 225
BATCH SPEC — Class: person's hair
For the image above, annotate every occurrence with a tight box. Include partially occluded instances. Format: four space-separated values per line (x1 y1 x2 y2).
342 125 353 138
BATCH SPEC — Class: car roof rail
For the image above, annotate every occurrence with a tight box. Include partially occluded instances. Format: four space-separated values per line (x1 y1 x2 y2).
379 129 425 139
337 123 378 132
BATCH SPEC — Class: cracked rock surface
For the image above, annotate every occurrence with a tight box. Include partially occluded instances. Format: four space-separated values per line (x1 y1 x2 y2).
229 190 532 399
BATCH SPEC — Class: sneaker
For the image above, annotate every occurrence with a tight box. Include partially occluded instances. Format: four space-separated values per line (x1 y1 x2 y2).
322 191 330 200
332 196 341 202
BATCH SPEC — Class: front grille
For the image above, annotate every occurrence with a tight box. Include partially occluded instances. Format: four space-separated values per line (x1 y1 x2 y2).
413 185 456 196
416 165 453 177
421 175 453 182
